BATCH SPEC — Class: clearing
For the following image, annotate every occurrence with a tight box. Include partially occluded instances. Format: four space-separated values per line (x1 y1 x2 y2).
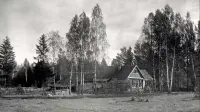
0 92 199 112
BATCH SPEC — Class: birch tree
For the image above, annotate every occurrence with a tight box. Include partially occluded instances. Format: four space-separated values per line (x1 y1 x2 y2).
77 12 90 95
47 30 64 94
90 4 109 94
183 12 196 91
134 4 194 93
66 15 80 95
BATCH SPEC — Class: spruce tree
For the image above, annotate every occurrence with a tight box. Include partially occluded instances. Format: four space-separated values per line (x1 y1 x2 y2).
34 34 49 62
34 34 52 87
0 37 16 76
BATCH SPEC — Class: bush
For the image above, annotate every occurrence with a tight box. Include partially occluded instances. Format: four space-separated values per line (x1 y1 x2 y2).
0 87 5 96
131 87 150 102
194 86 200 98
144 85 152 94
16 85 25 95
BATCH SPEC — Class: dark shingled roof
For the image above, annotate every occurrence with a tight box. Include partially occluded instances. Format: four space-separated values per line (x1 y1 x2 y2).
114 65 136 79
55 66 117 86
139 70 153 80
97 66 116 79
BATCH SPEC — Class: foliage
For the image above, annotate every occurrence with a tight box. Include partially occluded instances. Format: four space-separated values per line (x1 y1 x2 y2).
12 59 35 87
111 46 134 69
16 84 25 95
33 61 52 88
78 12 90 58
0 37 16 75
34 34 49 62
0 87 5 96
134 4 198 92
47 30 64 64
56 54 71 81
90 4 109 61
34 34 53 88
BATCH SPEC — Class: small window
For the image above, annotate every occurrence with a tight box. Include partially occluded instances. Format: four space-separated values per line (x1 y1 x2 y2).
133 68 137 73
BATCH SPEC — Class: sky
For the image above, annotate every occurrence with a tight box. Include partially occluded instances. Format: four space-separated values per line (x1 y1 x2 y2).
0 0 199 65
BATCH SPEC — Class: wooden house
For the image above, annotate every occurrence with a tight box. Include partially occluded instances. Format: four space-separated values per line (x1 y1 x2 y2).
113 65 153 89
53 66 117 92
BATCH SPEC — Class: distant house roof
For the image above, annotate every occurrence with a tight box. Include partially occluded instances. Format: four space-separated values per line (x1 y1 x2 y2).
54 66 117 86
97 66 116 78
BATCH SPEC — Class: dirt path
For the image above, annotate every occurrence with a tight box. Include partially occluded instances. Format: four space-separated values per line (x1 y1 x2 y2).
0 93 199 112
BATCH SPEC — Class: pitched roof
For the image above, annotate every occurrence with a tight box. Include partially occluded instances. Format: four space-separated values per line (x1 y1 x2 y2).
114 65 136 79
114 65 153 80
97 66 116 79
139 70 153 80
54 66 117 86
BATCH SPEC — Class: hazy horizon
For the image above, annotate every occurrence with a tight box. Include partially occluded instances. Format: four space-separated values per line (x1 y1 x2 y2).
0 0 199 65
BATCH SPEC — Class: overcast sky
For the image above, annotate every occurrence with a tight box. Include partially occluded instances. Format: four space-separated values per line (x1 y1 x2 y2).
0 0 199 64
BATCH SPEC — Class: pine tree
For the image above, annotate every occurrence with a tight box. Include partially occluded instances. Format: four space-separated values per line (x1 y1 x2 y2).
0 36 16 85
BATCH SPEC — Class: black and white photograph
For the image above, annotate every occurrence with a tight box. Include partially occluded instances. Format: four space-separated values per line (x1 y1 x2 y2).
0 0 200 111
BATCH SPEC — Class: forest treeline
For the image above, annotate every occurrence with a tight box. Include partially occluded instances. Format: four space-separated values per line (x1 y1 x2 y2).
0 4 199 94
133 5 200 93
0 4 109 95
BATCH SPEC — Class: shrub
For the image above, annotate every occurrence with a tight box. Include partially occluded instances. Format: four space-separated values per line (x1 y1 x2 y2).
131 87 150 102
194 86 200 98
16 85 25 95
144 85 152 94
0 87 5 96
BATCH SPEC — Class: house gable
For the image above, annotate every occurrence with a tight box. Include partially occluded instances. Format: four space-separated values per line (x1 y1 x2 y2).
128 65 143 80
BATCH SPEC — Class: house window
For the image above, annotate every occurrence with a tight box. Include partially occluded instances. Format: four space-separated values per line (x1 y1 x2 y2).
133 69 137 73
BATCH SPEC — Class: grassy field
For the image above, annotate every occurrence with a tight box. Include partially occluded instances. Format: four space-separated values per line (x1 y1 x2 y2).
0 92 199 112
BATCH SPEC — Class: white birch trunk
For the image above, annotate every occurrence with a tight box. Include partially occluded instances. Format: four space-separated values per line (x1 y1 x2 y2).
94 60 97 94
69 63 73 95
83 73 84 94
76 72 78 95
169 47 176 93
166 45 170 93
80 71 82 95
191 55 197 91
52 69 56 95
